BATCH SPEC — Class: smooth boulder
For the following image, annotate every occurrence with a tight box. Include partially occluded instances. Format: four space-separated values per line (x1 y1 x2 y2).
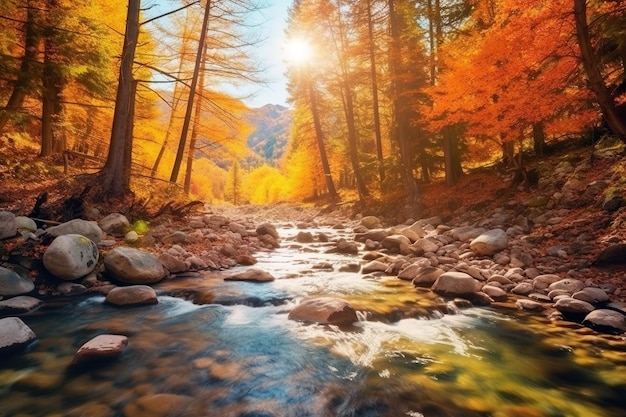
99 213 130 236
431 271 480 296
0 317 36 355
0 266 34 296
105 285 158 306
43 234 99 280
45 219 103 243
583 309 626 334
470 229 508 256
0 296 42 315
104 247 166 284
288 297 358 325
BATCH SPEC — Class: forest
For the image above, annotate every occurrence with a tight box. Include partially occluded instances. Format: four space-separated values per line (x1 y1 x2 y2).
0 0 625 207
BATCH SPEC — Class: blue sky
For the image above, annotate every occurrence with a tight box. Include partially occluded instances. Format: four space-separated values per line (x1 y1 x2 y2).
145 0 292 108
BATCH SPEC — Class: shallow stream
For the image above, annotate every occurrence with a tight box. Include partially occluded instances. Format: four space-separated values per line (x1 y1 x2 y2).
1 225 625 417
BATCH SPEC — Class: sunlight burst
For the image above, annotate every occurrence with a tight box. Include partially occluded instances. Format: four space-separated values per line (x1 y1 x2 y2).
284 37 314 66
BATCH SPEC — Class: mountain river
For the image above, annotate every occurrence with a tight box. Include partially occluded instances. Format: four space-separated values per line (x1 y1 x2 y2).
1 225 625 417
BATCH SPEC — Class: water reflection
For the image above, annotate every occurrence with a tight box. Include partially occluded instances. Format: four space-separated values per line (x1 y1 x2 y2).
1 226 626 417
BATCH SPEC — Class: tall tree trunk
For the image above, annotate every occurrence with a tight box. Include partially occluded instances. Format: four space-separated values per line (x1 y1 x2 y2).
333 0 368 200
100 0 141 197
573 0 626 141
40 24 64 157
389 0 418 200
184 40 210 194
366 0 384 187
170 0 211 183
0 1 39 134
308 82 338 200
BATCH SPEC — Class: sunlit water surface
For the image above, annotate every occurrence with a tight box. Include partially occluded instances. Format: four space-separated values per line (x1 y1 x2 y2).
1 226 625 417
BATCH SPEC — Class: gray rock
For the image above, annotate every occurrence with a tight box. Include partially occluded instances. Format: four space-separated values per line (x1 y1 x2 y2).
381 235 411 254
43 234 99 280
583 309 626 334
204 215 229 228
328 239 359 255
45 219 103 243
0 210 17 240
554 297 595 314
573 287 609 304
0 296 42 315
256 223 279 240
288 297 358 325
15 216 37 235
532 274 562 291
124 231 139 243
296 231 314 243
470 229 508 256
98 213 130 236
0 266 34 296
56 282 87 296
431 271 480 296
516 299 544 311
71 334 128 366
224 269 275 282
451 226 487 242
482 285 508 301
162 231 191 245
548 278 586 293
511 282 534 296
228 222 248 236
360 216 382 229
354 229 389 243
104 247 166 284
397 264 421 281
362 260 388 274
158 253 188 273
105 285 158 306
0 317 36 355
412 238 439 254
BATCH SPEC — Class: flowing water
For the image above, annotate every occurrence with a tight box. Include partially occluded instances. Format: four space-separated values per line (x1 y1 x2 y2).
1 225 626 417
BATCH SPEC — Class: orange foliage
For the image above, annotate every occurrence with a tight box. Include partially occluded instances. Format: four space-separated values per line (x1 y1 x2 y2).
425 0 598 143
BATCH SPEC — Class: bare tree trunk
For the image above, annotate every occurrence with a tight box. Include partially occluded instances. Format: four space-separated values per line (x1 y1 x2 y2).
532 122 545 156
573 0 626 141
170 0 211 183
332 0 369 201
100 0 141 197
40 24 64 157
366 0 384 187
389 0 418 200
308 82 338 200
0 1 39 134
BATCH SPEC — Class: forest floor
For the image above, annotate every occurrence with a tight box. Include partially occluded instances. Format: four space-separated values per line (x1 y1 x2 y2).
1 136 626 302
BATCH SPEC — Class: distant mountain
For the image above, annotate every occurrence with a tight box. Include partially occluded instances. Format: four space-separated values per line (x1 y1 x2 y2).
245 104 292 164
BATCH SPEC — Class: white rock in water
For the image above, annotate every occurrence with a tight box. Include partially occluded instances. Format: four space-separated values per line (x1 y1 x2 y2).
43 234 99 280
